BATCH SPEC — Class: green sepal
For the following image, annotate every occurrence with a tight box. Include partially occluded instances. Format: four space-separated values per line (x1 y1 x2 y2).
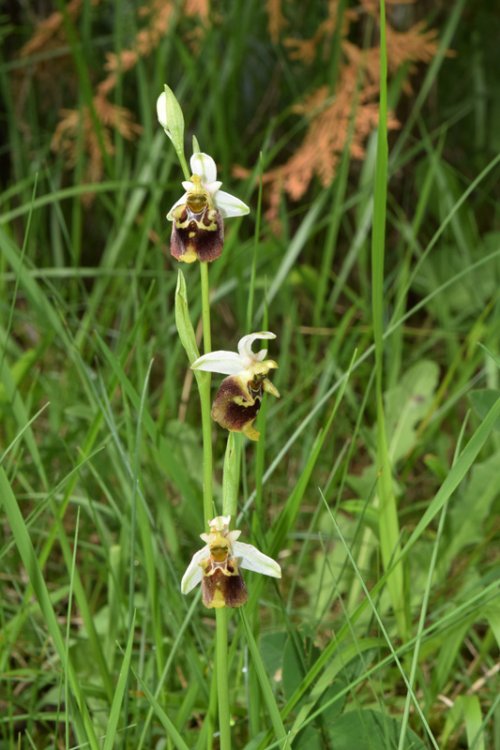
175 270 200 366
192 134 201 155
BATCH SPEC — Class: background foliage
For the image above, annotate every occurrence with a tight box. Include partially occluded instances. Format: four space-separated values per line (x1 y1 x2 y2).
1 1 499 748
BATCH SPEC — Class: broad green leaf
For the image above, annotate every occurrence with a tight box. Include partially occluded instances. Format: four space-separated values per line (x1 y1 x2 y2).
463 695 485 750
259 631 288 681
485 602 500 649
327 709 426 749
469 389 500 431
175 270 200 366
385 360 440 462
444 450 500 565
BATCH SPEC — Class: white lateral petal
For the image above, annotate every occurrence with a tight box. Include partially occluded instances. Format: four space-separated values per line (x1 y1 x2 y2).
237 332 276 360
191 350 245 375
181 180 195 192
190 152 217 184
205 180 223 195
156 92 168 130
233 541 281 578
215 190 250 218
181 546 209 593
166 193 187 221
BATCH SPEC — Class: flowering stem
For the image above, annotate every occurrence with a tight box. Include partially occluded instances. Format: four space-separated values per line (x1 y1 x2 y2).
222 432 240 518
215 608 231 750
199 262 232 747
177 148 191 183
200 262 212 353
199 262 213 526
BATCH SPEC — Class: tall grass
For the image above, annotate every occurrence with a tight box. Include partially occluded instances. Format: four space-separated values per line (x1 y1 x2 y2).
1 1 499 748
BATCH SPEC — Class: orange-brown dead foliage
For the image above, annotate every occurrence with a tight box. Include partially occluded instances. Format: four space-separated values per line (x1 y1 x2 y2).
254 0 441 226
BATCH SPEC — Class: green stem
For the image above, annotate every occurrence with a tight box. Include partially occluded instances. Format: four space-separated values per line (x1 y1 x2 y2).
215 609 231 750
199 262 213 526
222 432 240 518
176 145 191 182
200 262 212 352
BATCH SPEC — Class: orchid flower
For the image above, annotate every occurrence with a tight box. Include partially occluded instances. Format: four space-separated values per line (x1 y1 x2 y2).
165 151 249 263
181 516 281 609
191 332 280 440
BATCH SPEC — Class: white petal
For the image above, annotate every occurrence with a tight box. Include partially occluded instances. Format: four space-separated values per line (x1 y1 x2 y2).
190 152 217 184
237 332 276 361
181 546 209 594
209 515 231 533
215 190 250 218
205 181 222 195
191 350 245 375
156 92 168 129
181 180 195 192
166 193 188 221
233 541 281 579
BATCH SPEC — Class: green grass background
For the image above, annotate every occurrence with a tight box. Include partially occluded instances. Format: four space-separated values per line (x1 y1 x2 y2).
1 1 499 748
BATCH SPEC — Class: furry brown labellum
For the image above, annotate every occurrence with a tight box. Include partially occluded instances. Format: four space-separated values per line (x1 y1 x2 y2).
200 552 248 609
170 181 224 263
211 364 280 441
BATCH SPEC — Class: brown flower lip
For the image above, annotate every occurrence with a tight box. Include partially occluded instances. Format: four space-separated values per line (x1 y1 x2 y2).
200 555 248 609
170 199 224 263
211 367 279 441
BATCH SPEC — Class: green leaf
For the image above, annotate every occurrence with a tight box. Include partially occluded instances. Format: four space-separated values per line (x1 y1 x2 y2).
102 612 136 750
259 631 288 681
326 709 426 749
403 392 500 554
462 695 485 750
485 600 500 649
469 389 500 431
282 631 316 702
444 450 500 564
175 270 200 366
0 345 43 406
192 134 201 154
292 725 323 750
385 360 440 462
240 610 289 747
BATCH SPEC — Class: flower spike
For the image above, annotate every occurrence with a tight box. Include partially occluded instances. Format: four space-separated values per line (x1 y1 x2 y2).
181 516 281 609
191 332 280 440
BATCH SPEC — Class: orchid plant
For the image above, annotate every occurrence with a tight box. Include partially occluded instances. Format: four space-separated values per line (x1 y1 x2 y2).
157 84 281 750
